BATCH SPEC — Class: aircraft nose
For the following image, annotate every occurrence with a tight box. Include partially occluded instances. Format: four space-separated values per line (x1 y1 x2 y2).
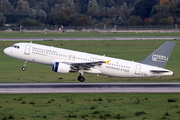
3 48 8 54
3 47 11 56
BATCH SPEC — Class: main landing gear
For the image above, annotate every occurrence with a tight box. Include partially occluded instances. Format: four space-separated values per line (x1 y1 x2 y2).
22 61 28 71
77 73 85 82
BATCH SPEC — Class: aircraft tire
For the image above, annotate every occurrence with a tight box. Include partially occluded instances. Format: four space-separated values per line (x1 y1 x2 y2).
22 67 26 71
78 76 85 82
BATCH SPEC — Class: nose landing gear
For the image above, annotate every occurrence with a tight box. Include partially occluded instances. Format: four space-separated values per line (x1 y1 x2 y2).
22 61 28 71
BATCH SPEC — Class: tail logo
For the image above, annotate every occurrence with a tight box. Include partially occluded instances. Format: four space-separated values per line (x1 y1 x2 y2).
152 54 168 62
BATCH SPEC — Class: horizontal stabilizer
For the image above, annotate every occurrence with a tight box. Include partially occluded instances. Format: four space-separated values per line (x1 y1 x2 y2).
150 70 169 73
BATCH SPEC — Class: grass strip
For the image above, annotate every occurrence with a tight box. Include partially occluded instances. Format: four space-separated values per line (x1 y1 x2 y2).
0 93 179 120
0 32 180 38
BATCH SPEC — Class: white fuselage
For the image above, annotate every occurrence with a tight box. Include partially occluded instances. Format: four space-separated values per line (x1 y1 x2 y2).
4 42 174 78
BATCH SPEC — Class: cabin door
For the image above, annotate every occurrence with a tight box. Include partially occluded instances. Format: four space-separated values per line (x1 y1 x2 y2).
135 64 141 75
24 44 31 55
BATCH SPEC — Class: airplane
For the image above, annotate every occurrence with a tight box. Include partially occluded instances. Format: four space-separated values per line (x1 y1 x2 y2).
3 41 176 82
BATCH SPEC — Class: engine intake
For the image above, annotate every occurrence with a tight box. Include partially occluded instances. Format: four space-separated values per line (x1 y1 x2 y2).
52 62 70 73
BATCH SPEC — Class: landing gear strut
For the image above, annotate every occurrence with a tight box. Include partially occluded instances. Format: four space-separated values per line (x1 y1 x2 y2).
22 61 28 71
77 73 85 82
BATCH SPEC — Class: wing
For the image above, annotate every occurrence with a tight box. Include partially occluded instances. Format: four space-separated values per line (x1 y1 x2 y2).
52 59 110 71
70 61 106 71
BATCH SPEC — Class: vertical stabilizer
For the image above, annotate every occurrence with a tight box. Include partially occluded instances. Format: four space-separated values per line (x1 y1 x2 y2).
140 41 176 68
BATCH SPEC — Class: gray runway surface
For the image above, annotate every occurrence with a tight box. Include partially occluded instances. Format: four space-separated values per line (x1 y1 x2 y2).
0 83 180 93
0 37 179 41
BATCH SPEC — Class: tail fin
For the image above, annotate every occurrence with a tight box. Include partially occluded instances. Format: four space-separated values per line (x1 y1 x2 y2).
140 41 176 68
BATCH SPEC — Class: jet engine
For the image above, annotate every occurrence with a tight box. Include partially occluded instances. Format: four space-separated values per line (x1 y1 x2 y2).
52 62 70 73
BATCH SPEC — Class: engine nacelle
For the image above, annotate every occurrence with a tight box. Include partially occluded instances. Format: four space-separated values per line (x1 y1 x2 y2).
52 62 70 73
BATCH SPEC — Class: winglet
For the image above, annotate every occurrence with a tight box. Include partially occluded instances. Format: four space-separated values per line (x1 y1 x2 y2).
106 60 111 64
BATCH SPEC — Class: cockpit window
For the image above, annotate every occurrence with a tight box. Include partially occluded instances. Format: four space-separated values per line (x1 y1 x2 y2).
12 45 20 49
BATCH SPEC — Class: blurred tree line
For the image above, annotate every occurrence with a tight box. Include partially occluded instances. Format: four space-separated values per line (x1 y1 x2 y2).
0 0 180 26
